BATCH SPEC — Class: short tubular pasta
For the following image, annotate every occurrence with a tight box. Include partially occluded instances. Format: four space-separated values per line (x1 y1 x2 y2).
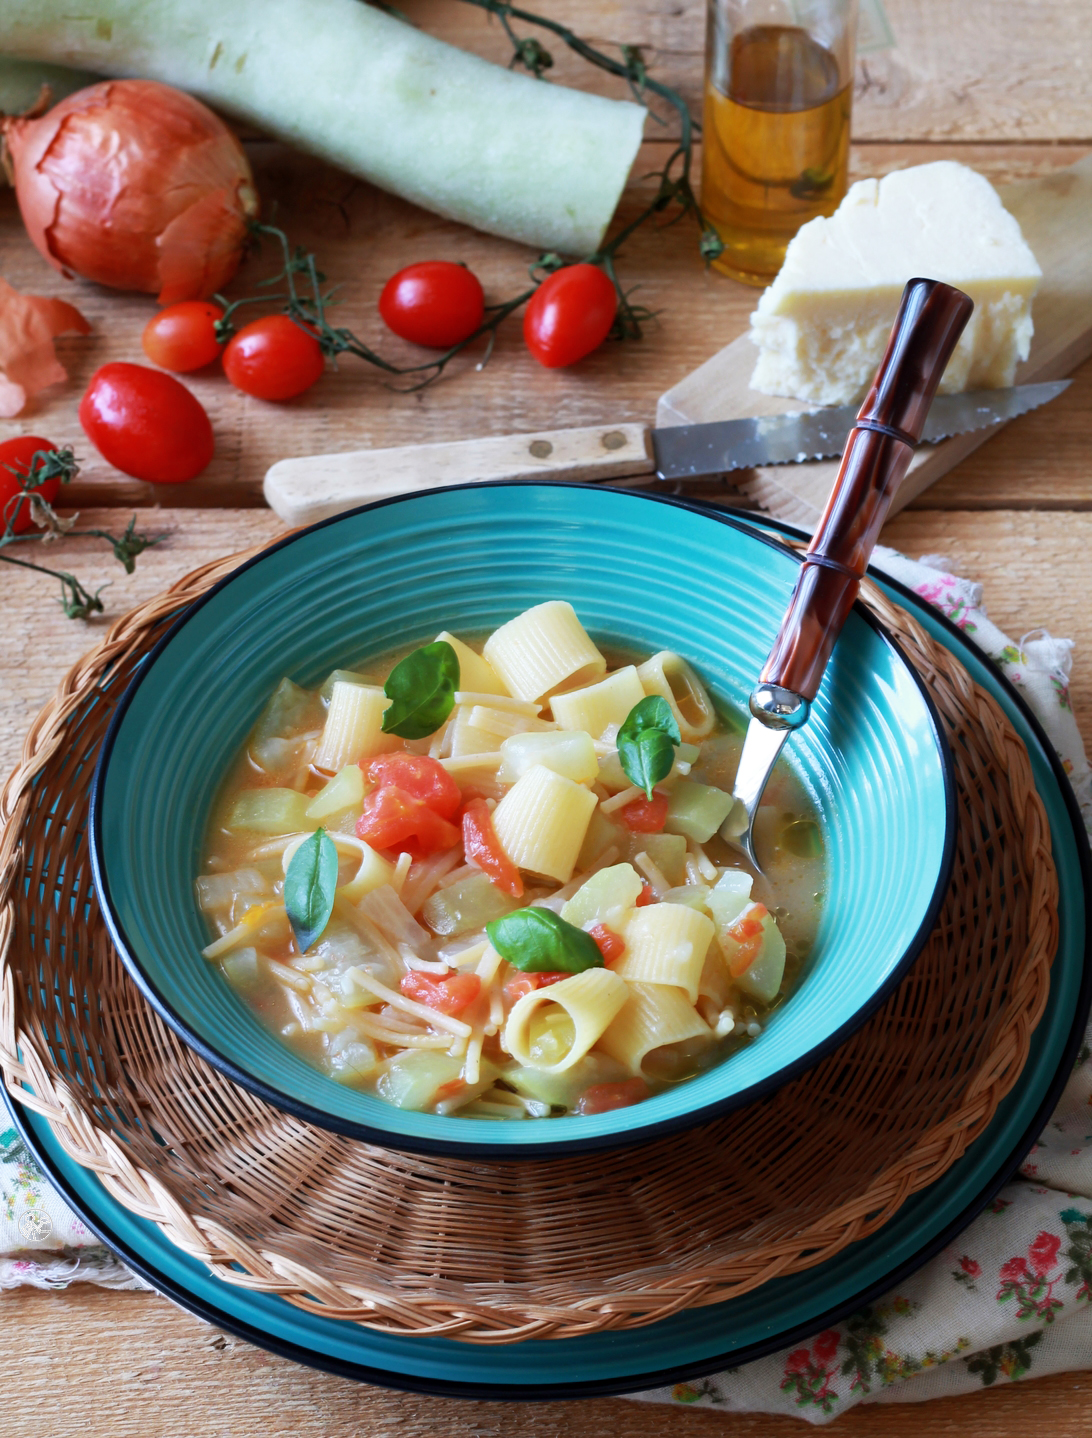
598 981 712 1078
491 763 598 883
613 903 715 1003
504 968 629 1073
435 631 509 696
549 665 647 738
484 601 606 702
314 681 397 770
637 651 717 742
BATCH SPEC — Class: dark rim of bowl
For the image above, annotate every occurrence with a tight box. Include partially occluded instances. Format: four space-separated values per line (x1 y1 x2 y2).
88 482 957 1160
24 505 1087 1396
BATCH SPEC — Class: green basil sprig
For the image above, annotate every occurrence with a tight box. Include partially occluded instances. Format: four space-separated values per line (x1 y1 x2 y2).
486 908 603 974
617 695 681 799
381 640 460 739
284 827 339 954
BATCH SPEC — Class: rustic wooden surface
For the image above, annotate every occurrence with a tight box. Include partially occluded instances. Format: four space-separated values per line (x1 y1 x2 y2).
2 0 1092 1430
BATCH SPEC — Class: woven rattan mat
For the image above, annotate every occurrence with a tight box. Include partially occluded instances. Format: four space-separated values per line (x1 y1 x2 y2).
0 539 1058 1343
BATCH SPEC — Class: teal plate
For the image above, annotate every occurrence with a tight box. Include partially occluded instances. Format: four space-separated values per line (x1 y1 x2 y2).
8 499 1089 1398
89 485 954 1157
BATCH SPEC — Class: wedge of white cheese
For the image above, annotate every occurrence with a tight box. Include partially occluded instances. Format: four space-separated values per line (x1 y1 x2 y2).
749 161 1042 405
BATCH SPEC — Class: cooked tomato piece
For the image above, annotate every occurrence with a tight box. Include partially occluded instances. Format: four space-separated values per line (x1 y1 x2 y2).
619 792 669 833
636 882 656 907
365 752 462 820
589 923 625 964
400 971 482 1016
725 904 769 977
575 1078 650 1115
462 796 523 897
502 971 569 1005
356 786 461 856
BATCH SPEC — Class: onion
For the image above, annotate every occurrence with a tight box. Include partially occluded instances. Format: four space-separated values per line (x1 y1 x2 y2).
2 79 259 304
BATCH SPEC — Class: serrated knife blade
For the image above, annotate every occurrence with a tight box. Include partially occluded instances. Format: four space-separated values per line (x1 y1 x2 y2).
651 380 1070 479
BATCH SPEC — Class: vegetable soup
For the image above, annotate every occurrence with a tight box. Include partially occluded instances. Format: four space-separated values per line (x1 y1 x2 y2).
197 602 826 1120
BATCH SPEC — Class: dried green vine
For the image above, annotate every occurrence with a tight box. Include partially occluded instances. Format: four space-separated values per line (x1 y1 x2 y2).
1 450 162 619
212 0 719 387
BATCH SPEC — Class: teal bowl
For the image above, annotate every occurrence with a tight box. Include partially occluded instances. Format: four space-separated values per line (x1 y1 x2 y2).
90 485 954 1157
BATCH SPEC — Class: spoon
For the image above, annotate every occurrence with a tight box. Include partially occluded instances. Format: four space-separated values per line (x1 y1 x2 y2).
730 277 974 874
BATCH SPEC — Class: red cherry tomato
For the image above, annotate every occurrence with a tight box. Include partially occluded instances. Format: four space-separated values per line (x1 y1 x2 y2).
78 364 214 483
142 301 225 373
221 315 325 401
0 436 60 532
575 1078 650 1115
400 971 482 1016
619 791 669 833
365 753 462 820
461 796 523 898
523 263 617 369
589 923 625 965
379 262 485 349
356 785 461 856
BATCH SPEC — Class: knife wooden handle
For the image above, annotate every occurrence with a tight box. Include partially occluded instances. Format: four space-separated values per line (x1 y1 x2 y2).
760 279 975 701
263 423 654 526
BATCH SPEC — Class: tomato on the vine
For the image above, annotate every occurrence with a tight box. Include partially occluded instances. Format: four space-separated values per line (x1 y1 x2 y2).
523 263 617 368
78 364 214 484
379 261 485 349
142 301 225 373
222 315 325 401
0 436 60 532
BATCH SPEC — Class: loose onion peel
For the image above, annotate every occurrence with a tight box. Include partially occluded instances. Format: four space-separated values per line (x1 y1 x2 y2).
0 276 89 417
2 79 258 304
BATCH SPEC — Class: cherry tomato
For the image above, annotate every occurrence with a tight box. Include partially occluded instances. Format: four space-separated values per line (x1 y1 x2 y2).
461 796 523 897
523 263 617 369
725 904 769 977
575 1078 650 1115
142 301 224 373
356 785 461 856
221 315 325 401
619 791 669 833
78 364 213 484
589 923 625 964
0 436 60 532
400 971 482 1016
379 262 485 349
365 753 462 820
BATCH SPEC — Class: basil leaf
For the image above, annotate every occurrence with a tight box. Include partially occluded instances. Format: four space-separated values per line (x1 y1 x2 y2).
617 695 681 799
381 640 460 740
486 908 603 974
284 828 339 954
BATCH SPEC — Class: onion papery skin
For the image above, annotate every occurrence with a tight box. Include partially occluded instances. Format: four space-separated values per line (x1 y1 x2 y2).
4 79 259 304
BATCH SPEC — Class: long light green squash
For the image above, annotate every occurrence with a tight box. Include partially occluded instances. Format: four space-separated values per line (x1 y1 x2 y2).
0 0 647 253
0 56 101 112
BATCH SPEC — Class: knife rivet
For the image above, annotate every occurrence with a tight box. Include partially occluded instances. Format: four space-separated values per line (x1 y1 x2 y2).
601 430 626 451
529 440 553 459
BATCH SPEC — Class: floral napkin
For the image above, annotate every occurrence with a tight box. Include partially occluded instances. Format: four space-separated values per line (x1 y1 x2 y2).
3 545 1091 1415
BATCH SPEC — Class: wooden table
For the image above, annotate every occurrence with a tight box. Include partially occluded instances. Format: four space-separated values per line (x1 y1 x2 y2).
3 1 1091 1432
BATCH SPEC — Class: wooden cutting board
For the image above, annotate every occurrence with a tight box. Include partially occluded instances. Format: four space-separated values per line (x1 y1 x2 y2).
655 153 1092 528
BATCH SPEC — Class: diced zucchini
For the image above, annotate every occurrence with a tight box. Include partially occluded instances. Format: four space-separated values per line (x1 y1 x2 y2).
221 946 261 987
195 868 269 912
626 831 688 886
502 1052 628 1109
561 862 643 930
661 883 711 911
664 780 736 843
576 808 625 871
327 1038 380 1085
734 910 787 1004
594 748 631 794
306 764 366 822
707 869 753 940
498 729 598 785
319 668 377 703
421 870 520 936
376 1051 466 1110
227 788 312 835
252 677 320 743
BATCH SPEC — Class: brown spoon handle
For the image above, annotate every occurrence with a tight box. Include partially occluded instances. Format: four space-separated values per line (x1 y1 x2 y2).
759 278 974 702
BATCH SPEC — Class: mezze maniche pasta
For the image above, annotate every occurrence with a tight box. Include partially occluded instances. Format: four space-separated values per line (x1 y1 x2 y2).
196 601 826 1120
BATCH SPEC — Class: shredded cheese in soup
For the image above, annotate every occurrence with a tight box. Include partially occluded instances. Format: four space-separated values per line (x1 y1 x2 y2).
196 602 826 1119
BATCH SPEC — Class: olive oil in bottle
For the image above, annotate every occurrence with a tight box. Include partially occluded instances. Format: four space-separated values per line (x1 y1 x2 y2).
702 24 852 286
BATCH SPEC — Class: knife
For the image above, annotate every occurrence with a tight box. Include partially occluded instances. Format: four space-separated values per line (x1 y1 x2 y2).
263 380 1069 527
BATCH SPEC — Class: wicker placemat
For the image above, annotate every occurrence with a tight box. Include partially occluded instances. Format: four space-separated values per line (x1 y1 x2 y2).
0 539 1057 1344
